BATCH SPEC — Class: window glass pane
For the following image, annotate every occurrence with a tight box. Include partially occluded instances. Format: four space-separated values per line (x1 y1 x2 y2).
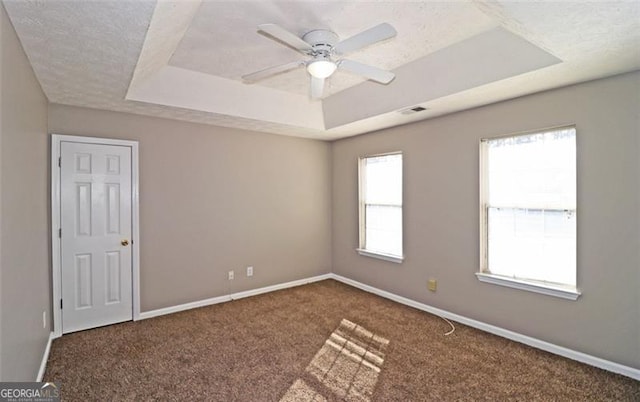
487 128 576 209
488 207 576 286
365 154 402 206
365 205 402 256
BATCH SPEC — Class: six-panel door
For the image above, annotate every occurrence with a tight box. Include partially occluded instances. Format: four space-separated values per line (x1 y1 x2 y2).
60 141 133 333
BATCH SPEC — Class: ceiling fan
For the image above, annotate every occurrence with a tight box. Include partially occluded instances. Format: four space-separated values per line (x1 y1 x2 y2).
242 23 397 99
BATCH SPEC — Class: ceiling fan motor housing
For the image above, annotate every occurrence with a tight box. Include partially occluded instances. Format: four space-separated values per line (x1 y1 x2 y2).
302 29 339 57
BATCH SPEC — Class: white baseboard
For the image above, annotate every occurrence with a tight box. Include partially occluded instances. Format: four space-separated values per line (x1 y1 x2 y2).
138 273 332 321
36 332 54 382
228 273 332 300
330 273 640 381
138 294 230 321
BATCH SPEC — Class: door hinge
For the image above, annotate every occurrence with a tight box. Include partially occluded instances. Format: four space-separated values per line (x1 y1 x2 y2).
58 157 61 167
60 299 63 310
59 228 62 238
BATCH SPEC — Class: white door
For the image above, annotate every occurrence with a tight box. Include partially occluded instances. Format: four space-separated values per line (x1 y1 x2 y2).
60 141 133 333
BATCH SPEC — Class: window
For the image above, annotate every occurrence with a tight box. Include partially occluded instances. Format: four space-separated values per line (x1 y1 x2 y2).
358 153 403 263
478 127 579 299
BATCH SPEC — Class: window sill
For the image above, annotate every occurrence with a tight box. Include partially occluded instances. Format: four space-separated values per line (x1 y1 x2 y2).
356 249 404 264
475 272 581 300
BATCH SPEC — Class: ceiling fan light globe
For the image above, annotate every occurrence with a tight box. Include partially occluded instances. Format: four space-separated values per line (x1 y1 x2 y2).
307 60 337 79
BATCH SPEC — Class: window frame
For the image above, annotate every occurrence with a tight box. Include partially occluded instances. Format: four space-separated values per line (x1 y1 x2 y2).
357 151 404 264
478 126 581 300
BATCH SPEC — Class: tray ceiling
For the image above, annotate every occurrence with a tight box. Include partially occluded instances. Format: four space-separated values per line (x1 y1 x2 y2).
3 0 639 140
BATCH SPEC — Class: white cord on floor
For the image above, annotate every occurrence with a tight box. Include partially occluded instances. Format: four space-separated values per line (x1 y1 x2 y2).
440 316 455 336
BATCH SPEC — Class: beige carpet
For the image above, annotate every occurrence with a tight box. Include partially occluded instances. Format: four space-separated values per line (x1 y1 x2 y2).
44 279 639 401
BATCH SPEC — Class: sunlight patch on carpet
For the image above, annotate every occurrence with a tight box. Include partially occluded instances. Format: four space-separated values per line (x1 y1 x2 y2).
280 319 389 402
280 379 327 402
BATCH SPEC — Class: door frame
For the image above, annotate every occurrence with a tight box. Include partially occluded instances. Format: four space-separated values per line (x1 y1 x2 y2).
51 134 141 338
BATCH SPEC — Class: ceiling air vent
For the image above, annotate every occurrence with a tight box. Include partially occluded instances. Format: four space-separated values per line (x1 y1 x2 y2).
399 106 428 115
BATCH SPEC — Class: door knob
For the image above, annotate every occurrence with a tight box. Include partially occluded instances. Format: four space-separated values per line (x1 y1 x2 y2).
121 239 129 246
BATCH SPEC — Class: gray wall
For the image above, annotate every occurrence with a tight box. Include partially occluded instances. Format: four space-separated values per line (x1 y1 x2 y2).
0 3 50 380
48 104 333 312
332 72 640 369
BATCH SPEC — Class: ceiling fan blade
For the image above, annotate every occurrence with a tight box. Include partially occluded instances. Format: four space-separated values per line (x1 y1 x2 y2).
334 23 397 55
258 24 313 53
310 76 325 99
242 61 304 82
338 59 395 84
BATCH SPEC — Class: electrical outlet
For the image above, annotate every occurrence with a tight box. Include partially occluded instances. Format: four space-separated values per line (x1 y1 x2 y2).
428 279 437 292
246 266 253 277
228 270 234 280
42 311 47 329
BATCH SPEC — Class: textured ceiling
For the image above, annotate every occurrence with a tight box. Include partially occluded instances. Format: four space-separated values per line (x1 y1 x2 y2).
3 0 640 140
170 1 496 97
